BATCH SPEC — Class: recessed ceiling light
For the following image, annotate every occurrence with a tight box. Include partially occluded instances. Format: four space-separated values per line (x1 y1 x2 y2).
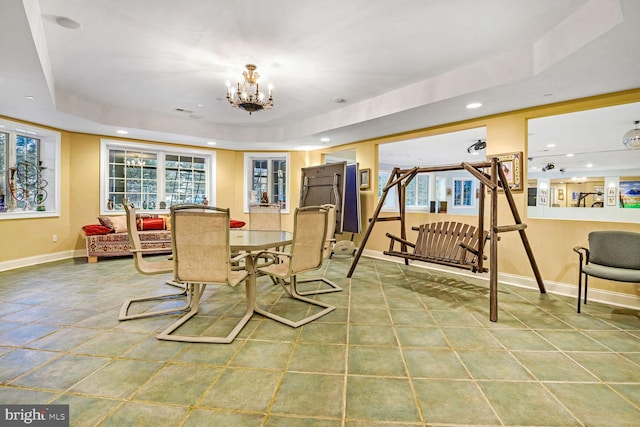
546 143 556 148
566 153 574 157
586 163 593 168
207 141 217 145
466 102 482 109
55 16 82 30
25 96 35 100
116 130 129 135
320 137 330 142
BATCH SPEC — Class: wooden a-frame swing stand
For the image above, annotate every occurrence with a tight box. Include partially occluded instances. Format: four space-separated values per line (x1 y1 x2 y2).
347 157 546 322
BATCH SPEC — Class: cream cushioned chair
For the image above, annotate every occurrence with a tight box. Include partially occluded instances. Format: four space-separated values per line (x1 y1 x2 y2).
248 203 283 272
155 205 251 343
255 206 335 327
295 204 342 295
249 203 282 231
119 200 188 321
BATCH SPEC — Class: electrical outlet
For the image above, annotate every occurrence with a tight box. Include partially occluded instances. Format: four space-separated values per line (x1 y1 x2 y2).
52 234 58 243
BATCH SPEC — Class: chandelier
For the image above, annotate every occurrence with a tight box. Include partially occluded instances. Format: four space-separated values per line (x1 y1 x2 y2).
226 64 273 115
623 120 640 149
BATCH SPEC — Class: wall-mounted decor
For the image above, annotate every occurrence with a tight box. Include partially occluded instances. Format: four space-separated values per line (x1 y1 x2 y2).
606 186 617 206
359 168 370 190
558 189 564 201
487 152 523 192
619 180 640 208
538 187 549 206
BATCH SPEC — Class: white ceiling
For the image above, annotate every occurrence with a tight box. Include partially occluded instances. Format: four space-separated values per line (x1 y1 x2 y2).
1 0 640 159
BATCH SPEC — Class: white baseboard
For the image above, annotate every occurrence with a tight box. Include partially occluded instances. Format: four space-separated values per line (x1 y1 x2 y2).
0 249 84 272
360 249 640 311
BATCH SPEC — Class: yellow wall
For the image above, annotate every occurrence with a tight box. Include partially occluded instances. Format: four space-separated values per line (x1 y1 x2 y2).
1 89 639 301
315 89 640 298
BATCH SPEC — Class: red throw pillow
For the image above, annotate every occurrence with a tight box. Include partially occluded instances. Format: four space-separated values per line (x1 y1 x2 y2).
83 224 113 236
138 217 165 230
230 219 246 229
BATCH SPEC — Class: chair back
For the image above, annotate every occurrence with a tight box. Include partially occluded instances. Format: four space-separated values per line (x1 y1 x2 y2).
249 203 281 231
123 200 143 254
588 231 640 270
171 205 232 284
320 204 336 260
123 199 172 274
288 206 328 275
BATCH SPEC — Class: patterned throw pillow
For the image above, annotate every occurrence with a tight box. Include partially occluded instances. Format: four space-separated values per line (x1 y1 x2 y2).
97 216 114 229
98 216 127 233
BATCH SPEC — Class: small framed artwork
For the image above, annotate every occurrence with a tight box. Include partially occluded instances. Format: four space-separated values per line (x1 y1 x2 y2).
558 189 564 201
606 187 617 206
359 168 370 190
487 152 523 192
538 187 548 206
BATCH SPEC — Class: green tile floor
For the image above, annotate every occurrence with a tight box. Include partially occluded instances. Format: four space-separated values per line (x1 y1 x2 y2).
1 255 639 426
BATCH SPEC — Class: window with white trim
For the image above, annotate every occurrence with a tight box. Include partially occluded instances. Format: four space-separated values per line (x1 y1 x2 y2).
0 118 60 219
378 170 430 210
244 153 289 211
101 140 215 213
453 178 475 207
378 170 397 210
406 174 430 208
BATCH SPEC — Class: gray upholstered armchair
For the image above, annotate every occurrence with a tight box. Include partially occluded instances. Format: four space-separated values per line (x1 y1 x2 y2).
573 231 640 313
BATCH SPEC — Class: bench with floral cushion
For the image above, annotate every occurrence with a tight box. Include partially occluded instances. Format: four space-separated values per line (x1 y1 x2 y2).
82 215 246 263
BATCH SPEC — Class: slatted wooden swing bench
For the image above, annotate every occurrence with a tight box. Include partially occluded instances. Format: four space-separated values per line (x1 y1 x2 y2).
384 221 489 272
348 158 547 322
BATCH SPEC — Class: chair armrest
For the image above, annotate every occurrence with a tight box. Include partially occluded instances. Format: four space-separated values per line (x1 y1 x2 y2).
130 248 170 254
230 252 251 264
254 250 291 259
385 232 416 252
459 241 485 259
573 246 589 265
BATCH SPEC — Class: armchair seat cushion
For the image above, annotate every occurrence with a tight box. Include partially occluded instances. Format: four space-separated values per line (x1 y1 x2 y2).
582 263 640 282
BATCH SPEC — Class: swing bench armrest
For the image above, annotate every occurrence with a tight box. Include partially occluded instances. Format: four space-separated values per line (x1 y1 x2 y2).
460 241 486 259
385 232 415 252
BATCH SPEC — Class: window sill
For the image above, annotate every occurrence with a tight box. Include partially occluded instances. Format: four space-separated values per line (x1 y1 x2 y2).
0 210 59 220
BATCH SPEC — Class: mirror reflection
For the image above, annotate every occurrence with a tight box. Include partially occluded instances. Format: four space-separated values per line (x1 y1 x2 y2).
378 127 486 215
527 101 640 223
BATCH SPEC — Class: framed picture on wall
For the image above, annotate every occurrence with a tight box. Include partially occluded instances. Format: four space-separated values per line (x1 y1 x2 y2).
359 168 370 190
487 152 523 192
